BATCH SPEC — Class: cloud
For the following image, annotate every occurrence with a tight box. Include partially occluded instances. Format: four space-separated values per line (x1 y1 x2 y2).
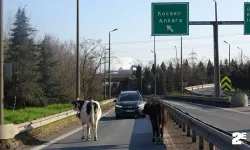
111 57 134 70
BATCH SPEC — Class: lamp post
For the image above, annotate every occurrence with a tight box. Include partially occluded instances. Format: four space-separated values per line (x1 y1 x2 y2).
237 47 243 64
151 50 156 96
137 59 143 94
108 28 118 99
76 0 80 99
224 41 231 71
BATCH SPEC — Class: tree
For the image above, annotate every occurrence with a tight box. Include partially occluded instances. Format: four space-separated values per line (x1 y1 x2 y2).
166 62 175 93
38 35 61 104
206 59 214 83
6 7 46 109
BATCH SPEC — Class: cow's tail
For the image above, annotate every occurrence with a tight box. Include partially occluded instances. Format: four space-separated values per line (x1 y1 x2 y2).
89 100 95 125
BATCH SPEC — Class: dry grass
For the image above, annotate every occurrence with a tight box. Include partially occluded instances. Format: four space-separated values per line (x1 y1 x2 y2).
1 102 115 149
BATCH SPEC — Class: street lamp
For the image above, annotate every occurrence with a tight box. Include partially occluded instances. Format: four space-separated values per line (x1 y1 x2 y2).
224 41 231 71
76 0 80 99
151 50 156 95
137 59 143 94
237 47 243 64
108 28 118 99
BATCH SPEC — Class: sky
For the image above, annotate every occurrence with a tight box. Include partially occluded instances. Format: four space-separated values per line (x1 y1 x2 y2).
3 0 250 71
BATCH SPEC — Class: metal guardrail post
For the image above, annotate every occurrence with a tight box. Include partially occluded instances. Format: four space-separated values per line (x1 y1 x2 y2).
199 135 204 150
182 123 186 132
192 130 196 142
209 143 215 150
179 120 182 128
187 126 191 137
176 118 179 125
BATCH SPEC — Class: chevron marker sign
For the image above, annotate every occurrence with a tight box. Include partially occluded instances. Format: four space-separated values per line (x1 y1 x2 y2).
221 76 232 91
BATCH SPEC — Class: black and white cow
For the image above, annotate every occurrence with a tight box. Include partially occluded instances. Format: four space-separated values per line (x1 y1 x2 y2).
72 98 102 141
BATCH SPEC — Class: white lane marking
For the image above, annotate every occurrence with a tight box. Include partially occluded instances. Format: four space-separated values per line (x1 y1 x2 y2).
163 100 250 115
30 107 115 150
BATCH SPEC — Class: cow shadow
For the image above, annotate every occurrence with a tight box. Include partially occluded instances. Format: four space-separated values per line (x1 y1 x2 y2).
44 144 129 150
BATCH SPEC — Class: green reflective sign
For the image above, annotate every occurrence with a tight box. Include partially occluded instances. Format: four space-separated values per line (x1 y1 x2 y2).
244 2 250 35
151 2 189 36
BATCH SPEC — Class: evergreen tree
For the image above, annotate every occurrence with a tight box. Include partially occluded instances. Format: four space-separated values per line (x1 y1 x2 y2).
206 59 214 83
7 7 45 108
38 35 61 104
166 62 175 93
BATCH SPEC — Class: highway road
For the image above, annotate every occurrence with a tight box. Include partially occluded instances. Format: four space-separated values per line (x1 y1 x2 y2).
161 99 250 142
35 111 166 150
189 86 250 105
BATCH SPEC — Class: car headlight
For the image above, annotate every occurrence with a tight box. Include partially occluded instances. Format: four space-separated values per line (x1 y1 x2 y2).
138 103 144 108
116 104 122 108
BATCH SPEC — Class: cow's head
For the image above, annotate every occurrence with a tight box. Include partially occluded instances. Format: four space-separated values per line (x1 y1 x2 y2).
142 102 152 115
72 98 85 112
71 100 80 112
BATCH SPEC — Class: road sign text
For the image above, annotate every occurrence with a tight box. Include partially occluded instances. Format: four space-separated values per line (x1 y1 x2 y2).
151 2 189 36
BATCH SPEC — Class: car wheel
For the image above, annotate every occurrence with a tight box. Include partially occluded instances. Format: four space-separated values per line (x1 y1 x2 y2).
115 114 120 119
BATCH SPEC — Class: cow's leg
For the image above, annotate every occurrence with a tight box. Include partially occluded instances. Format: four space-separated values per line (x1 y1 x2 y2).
151 121 156 142
93 122 98 141
81 122 85 139
86 124 91 141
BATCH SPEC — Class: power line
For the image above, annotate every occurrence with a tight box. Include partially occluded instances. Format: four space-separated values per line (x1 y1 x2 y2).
103 33 243 45
111 40 250 52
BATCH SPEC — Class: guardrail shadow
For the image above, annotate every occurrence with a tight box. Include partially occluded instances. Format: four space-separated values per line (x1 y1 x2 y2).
44 144 129 150
15 131 47 146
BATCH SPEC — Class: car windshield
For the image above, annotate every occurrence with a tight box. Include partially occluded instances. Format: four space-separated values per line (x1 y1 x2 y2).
119 93 141 101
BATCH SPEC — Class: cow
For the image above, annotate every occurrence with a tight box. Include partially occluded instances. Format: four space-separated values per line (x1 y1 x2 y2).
72 97 102 141
142 101 166 144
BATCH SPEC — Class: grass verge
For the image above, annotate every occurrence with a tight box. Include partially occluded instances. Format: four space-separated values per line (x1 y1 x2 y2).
1 102 115 149
4 104 72 124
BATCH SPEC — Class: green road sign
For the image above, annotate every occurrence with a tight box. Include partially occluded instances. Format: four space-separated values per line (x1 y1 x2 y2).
151 2 189 36
221 76 232 91
244 2 250 35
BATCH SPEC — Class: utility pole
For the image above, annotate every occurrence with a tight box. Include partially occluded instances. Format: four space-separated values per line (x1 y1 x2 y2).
224 41 231 72
237 47 243 64
181 36 183 95
76 0 80 99
0 0 4 125
137 59 143 94
104 50 106 98
108 29 118 99
213 0 221 97
154 36 156 96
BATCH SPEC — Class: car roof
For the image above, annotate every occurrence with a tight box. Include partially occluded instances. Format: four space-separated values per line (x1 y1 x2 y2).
120 91 140 95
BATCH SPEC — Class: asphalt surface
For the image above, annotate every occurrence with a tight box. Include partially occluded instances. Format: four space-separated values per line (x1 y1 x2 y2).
190 86 250 104
162 99 250 142
40 111 166 150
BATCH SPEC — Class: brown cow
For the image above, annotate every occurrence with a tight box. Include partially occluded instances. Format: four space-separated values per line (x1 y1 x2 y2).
142 101 167 144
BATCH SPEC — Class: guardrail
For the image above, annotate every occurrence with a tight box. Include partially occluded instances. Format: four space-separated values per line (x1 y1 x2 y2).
0 98 115 140
153 97 250 150
164 95 231 108
185 83 214 91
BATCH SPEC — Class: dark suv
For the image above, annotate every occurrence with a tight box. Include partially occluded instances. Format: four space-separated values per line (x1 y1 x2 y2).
114 91 146 119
